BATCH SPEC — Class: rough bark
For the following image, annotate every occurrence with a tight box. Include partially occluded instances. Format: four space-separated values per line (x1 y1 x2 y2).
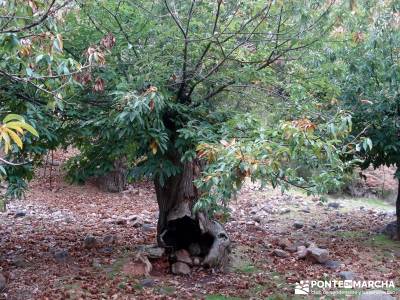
154 158 231 269
397 175 400 239
95 158 127 193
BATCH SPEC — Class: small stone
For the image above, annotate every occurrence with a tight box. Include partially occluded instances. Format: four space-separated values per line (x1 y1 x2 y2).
84 235 97 249
328 202 340 209
293 221 304 229
286 245 298 253
301 207 311 213
14 211 26 218
99 247 113 254
131 219 142 228
92 258 102 269
357 290 394 300
279 208 291 215
145 246 165 259
193 257 200 265
54 249 69 262
103 234 117 245
308 247 329 264
0 273 5 291
296 246 308 259
277 238 291 249
142 224 155 232
383 221 398 240
11 256 27 268
128 215 138 221
339 271 354 280
122 255 152 277
175 249 192 265
115 219 127 225
324 260 342 270
252 215 261 223
273 249 289 258
140 278 155 287
171 262 191 275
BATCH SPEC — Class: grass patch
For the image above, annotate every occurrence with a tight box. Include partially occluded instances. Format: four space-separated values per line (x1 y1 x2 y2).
229 245 260 274
205 295 242 300
367 234 400 249
341 197 395 211
336 231 367 239
157 285 175 295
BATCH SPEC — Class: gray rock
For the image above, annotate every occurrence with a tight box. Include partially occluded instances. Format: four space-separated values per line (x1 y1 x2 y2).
192 257 200 265
103 234 117 245
324 260 342 270
296 246 308 259
128 215 138 221
11 256 27 268
308 247 329 264
279 208 291 215
54 249 69 262
273 249 289 258
84 235 97 249
142 224 155 232
145 246 165 259
278 238 291 249
252 215 262 223
140 278 155 287
175 249 192 265
383 221 398 240
328 202 340 209
357 290 395 300
171 262 191 275
0 273 5 291
286 245 298 253
14 211 26 218
301 207 311 213
250 208 258 215
115 219 127 225
99 247 113 254
293 221 304 229
339 271 354 280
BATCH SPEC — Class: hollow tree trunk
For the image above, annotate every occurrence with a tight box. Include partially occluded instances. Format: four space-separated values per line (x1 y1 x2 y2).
154 159 231 269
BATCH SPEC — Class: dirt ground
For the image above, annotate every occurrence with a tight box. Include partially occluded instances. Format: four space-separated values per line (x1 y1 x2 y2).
0 159 399 299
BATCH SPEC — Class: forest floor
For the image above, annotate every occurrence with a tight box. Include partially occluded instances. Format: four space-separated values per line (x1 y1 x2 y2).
0 159 400 299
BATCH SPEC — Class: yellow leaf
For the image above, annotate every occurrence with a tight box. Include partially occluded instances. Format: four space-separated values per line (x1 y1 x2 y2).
4 128 22 149
149 140 158 155
1 131 10 154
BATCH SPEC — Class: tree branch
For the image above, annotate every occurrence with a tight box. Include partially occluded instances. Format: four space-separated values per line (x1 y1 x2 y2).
0 0 60 34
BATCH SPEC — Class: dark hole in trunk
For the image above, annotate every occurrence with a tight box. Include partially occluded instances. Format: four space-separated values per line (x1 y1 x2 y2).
162 216 214 257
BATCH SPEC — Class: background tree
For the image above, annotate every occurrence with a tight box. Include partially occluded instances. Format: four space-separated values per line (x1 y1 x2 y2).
334 1 400 237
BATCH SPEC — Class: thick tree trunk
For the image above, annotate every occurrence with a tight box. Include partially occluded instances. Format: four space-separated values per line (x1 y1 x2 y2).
154 159 231 269
397 176 400 239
